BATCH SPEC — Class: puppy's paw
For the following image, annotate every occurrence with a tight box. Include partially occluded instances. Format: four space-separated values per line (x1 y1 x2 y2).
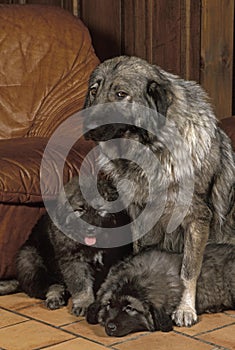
172 305 197 327
86 301 101 324
46 294 66 310
72 304 87 317
45 284 67 310
71 291 95 317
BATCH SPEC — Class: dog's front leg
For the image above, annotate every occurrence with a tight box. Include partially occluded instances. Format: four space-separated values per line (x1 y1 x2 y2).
172 212 210 327
60 258 95 317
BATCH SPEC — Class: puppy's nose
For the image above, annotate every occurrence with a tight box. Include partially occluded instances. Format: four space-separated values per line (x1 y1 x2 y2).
107 322 117 332
87 226 96 234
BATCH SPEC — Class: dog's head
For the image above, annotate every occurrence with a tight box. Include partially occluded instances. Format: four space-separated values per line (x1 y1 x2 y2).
54 176 129 247
83 56 173 145
86 295 173 337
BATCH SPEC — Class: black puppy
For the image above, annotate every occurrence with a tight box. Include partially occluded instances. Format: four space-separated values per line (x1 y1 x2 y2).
0 176 131 316
87 244 235 336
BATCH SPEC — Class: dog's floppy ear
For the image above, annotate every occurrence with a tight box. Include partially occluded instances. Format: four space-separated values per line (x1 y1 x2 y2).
147 80 173 117
149 305 173 332
86 301 102 324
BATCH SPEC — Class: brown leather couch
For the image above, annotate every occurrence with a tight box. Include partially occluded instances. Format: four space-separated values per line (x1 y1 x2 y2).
0 5 99 278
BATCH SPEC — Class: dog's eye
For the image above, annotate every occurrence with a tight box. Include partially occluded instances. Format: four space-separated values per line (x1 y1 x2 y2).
124 305 137 315
90 84 98 97
116 91 128 100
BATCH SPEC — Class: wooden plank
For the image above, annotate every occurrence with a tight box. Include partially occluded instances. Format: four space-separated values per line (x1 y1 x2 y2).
151 0 182 75
80 0 122 61
26 0 61 5
180 0 201 82
201 0 234 120
122 0 153 63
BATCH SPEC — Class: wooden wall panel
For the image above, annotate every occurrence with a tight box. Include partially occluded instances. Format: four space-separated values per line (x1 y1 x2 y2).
180 0 201 82
122 0 153 63
151 0 182 76
27 0 61 5
201 0 234 119
80 0 122 61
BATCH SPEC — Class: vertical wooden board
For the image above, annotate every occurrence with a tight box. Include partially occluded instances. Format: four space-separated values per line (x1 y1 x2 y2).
151 0 182 75
80 0 122 61
62 0 74 14
201 0 234 120
122 0 153 63
180 0 201 82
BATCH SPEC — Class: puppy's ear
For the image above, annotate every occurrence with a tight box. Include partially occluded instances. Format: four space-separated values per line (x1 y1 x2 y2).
86 301 101 324
147 80 173 117
149 305 173 332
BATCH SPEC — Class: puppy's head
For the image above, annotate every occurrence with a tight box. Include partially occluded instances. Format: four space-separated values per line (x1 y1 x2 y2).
55 176 129 247
87 295 173 337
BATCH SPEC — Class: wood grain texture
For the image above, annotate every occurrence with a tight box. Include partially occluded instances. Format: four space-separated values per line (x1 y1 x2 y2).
122 0 153 62
151 0 181 75
80 0 122 61
180 0 201 82
201 0 234 119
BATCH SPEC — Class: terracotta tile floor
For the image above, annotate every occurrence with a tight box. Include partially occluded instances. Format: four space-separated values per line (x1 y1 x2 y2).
0 293 234 350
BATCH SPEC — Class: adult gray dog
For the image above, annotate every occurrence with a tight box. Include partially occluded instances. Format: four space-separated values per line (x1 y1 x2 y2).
83 56 235 327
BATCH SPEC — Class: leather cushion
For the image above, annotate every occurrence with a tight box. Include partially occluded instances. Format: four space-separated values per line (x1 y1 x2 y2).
0 5 99 139
0 136 95 203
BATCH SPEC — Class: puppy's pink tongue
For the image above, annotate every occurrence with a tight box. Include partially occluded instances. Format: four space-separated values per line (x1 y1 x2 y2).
84 237 96 246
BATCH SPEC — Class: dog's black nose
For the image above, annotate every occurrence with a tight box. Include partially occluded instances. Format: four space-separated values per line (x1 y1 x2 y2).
107 322 117 332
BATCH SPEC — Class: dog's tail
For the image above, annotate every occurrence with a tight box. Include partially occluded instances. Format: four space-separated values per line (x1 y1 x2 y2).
0 280 21 295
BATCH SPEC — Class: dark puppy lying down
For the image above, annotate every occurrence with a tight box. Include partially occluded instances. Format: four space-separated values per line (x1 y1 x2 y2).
87 244 235 337
0 176 131 316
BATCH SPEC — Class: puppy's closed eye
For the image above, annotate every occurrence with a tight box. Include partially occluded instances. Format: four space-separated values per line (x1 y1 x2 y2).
123 305 137 316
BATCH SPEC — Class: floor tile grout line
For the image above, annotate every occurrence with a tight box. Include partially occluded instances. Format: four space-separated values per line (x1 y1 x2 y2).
0 306 114 348
59 319 84 327
173 330 231 350
0 305 81 329
0 319 29 330
109 332 161 346
33 337 77 350
192 321 235 337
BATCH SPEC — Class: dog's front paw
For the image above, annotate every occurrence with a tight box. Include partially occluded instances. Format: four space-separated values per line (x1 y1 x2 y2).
46 294 66 310
72 304 87 317
172 305 197 327
86 301 101 324
71 291 95 317
45 284 67 310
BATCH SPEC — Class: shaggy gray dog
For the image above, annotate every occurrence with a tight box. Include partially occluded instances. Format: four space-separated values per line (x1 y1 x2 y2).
0 176 131 316
87 244 235 337
83 56 235 326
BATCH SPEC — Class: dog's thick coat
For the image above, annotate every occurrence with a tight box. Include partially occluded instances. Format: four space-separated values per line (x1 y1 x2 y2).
0 176 131 315
83 56 235 326
87 244 235 337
